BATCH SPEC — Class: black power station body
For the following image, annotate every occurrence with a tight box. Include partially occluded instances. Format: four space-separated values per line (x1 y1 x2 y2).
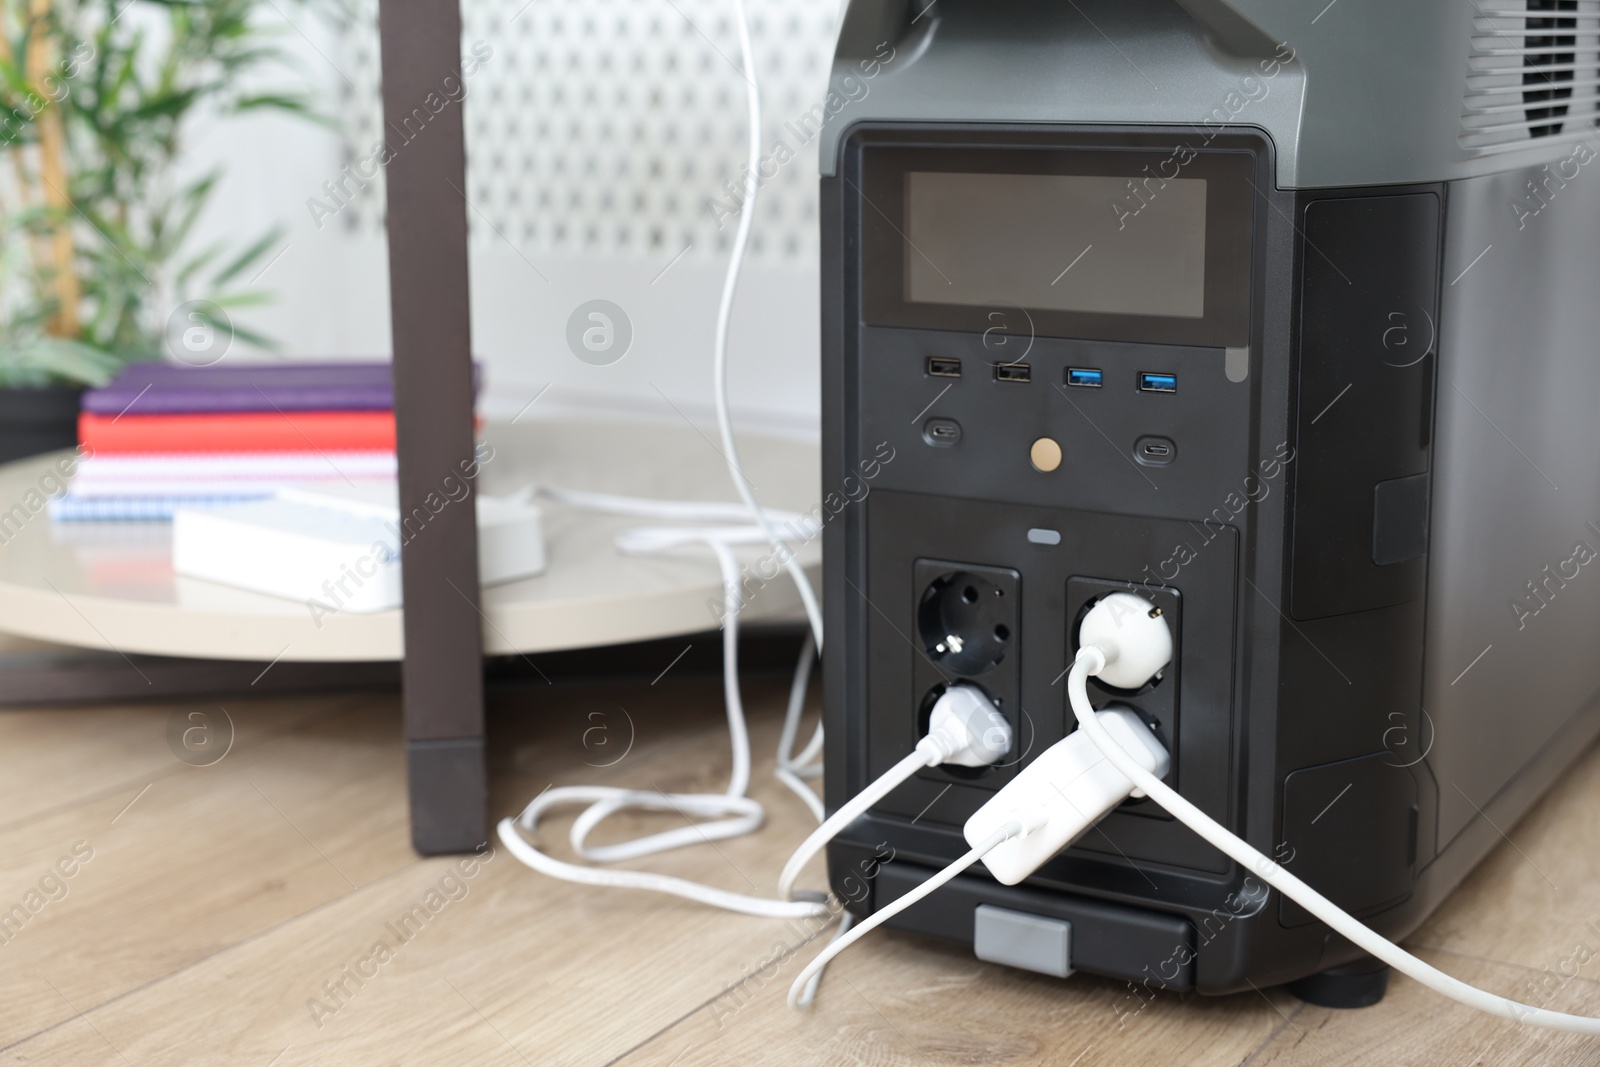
818 0 1600 1000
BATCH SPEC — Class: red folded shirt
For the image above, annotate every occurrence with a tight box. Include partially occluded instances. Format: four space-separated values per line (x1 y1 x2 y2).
79 410 396 454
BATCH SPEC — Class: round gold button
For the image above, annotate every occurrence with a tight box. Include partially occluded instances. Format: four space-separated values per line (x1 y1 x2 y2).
1030 437 1062 472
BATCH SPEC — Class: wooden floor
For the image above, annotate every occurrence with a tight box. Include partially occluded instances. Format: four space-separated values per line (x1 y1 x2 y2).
2 663 1599 1066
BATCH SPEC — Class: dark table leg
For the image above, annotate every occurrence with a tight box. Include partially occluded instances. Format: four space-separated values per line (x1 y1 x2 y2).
377 0 487 854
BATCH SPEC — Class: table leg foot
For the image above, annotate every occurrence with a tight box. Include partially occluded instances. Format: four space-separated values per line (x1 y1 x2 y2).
407 737 487 854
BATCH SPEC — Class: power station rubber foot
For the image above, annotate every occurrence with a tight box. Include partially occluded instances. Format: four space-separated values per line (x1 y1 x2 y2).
1287 957 1390 1009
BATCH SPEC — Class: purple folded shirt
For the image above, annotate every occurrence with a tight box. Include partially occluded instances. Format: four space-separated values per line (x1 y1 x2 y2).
83 361 405 415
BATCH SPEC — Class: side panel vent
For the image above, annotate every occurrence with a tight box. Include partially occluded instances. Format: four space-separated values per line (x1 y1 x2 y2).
1460 0 1600 152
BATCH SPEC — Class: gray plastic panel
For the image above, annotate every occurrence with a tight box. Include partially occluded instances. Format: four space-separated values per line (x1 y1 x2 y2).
877 861 1196 988
1277 752 1418 928
826 0 1306 182
1427 163 1600 849
1289 193 1440 619
974 904 1074 977
1373 473 1431 567
825 0 1594 188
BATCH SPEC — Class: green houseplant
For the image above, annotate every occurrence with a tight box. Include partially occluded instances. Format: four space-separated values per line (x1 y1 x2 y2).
0 0 322 460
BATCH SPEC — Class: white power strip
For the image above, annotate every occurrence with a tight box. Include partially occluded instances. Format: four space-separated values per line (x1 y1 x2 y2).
173 483 544 612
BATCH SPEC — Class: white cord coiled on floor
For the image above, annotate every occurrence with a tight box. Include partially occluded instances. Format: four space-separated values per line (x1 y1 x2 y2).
499 0 833 923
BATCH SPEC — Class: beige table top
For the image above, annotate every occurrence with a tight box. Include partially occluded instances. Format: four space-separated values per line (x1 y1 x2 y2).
0 419 820 661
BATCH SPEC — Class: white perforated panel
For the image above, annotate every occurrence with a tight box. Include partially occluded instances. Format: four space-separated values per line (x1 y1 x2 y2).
335 0 838 263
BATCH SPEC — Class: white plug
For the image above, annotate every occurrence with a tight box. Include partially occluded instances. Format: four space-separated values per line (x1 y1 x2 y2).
963 708 1170 885
960 593 1174 885
1077 592 1173 690
776 683 1014 912
919 684 1014 768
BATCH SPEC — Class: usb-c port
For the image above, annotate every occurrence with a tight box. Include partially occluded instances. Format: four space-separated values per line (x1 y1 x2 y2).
1134 435 1177 466
927 357 962 378
994 362 1031 383
923 417 961 446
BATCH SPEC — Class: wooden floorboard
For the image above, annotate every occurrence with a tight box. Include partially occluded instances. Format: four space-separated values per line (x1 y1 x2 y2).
1 669 1598 1065
0 695 420 1050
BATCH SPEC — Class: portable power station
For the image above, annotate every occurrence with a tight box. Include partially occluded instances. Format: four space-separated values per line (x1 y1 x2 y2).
818 0 1600 1005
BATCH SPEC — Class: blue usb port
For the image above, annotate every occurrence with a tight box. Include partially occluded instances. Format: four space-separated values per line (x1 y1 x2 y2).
1139 372 1177 394
1067 367 1103 388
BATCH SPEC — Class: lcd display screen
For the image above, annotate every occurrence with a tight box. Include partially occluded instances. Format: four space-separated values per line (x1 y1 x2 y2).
904 172 1208 319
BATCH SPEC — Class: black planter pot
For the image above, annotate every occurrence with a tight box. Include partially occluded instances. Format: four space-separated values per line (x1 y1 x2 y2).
0 385 84 466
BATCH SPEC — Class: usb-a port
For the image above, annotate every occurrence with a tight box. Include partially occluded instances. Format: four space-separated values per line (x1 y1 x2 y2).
1138 372 1177 394
994 362 1031 383
1067 367 1103 388
927 357 962 378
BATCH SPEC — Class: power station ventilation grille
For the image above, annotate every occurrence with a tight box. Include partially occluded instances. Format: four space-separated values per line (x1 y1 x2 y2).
1461 0 1600 151
333 0 836 263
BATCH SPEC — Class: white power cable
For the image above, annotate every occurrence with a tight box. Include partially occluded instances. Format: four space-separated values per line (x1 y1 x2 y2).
497 524 828 918
775 634 826 823
777 687 1016 1000
779 685 1014 903
1066 639 1600 1036
712 0 824 654
498 0 833 918
794 910 854 1008
536 484 807 529
778 749 928 903
786 817 1042 1008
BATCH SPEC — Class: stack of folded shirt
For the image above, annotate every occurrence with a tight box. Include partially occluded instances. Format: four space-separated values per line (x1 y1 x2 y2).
51 362 400 522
